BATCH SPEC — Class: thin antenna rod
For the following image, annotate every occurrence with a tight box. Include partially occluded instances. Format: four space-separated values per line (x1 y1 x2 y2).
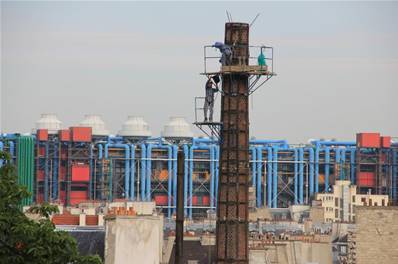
226 11 231 22
250 13 260 27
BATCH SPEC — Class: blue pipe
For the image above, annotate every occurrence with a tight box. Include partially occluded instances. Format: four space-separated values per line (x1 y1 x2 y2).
130 145 136 200
172 145 178 214
299 148 304 204
183 145 189 215
267 147 273 207
325 147 330 192
294 148 298 204
105 143 130 199
350 148 356 183
146 143 172 217
311 140 356 147
140 143 146 201
192 137 217 145
189 143 214 219
53 143 59 200
315 147 320 193
44 142 49 202
250 146 257 188
89 145 93 200
272 146 278 208
250 140 288 149
307 148 315 196
209 145 215 210
256 146 263 207
215 145 220 208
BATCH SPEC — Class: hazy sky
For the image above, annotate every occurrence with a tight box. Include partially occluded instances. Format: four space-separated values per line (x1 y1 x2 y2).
1 1 397 143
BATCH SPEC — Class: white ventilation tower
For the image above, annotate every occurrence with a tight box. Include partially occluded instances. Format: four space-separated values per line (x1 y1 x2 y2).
118 116 152 137
161 117 193 139
35 113 62 134
79 115 109 136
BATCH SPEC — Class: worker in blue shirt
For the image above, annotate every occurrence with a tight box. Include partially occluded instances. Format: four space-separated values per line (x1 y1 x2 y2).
213 42 232 66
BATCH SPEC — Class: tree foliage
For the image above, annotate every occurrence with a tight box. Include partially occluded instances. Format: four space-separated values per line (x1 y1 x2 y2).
0 151 102 264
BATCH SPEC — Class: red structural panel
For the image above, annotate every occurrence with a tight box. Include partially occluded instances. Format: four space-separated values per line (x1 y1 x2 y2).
356 133 380 148
70 127 92 142
357 172 376 187
70 191 88 205
36 129 48 141
192 196 198 206
39 147 45 156
36 170 44 181
59 129 70 141
154 195 168 206
381 136 391 148
202 196 210 206
71 164 90 182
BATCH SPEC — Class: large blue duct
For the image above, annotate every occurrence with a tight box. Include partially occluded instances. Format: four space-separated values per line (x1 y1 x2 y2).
299 148 304 204
311 140 356 147
182 145 189 215
250 146 257 189
307 148 315 196
294 149 298 204
272 146 278 208
172 145 178 214
130 145 136 200
256 146 263 207
140 143 146 201
53 143 59 200
267 147 273 208
215 145 220 207
325 147 330 192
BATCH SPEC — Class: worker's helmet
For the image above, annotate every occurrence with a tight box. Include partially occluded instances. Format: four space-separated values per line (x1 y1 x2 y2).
212 42 224 48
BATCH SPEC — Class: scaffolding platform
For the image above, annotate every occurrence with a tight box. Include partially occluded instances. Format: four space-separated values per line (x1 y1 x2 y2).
193 121 222 140
201 65 276 76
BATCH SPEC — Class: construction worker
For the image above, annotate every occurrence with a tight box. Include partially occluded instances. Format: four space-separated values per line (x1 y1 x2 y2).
213 42 232 66
203 75 220 122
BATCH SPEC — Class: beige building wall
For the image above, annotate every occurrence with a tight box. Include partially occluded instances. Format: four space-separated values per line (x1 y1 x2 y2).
315 180 388 223
350 207 398 264
105 215 163 264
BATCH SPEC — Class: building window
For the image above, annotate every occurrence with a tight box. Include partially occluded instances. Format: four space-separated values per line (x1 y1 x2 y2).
335 209 339 218
369 199 372 206
352 196 355 203
335 198 339 207
382 199 385 206
374 202 378 206
361 197 366 206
